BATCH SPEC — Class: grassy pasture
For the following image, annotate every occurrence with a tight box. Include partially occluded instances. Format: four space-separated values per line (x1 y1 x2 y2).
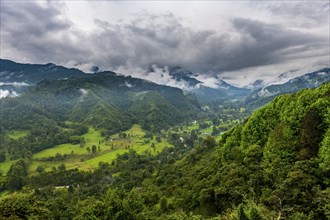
0 159 17 176
33 127 107 159
26 124 172 173
6 130 29 139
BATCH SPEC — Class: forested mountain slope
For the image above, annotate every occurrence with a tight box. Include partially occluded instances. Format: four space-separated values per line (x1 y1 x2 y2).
130 82 330 219
1 72 198 130
0 72 199 158
0 83 328 219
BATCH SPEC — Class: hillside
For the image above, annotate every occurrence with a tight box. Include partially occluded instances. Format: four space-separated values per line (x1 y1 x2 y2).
0 82 329 219
0 72 199 161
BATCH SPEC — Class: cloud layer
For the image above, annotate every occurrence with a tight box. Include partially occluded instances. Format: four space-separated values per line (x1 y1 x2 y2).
1 1 329 86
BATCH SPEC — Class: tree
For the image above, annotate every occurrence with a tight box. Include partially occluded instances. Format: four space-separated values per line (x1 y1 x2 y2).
7 160 28 190
23 149 33 160
211 126 219 136
86 147 91 153
36 166 45 174
250 208 262 220
92 145 97 154
297 107 325 159
203 135 216 148
160 197 168 212
58 164 66 171
0 152 5 163
237 204 249 220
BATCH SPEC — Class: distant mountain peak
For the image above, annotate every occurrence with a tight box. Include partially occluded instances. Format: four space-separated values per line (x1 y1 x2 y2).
45 63 57 68
248 67 330 100
146 64 202 88
278 69 300 79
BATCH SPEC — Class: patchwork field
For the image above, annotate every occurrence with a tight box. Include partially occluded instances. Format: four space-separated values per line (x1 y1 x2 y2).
1 125 173 175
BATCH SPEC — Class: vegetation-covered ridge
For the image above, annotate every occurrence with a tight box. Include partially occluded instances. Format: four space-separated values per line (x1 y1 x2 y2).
0 83 329 219
0 72 199 160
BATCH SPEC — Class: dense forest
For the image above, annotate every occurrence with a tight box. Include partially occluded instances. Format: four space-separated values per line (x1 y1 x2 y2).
0 82 329 219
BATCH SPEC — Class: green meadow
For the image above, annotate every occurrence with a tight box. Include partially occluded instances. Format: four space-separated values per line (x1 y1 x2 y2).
3 124 173 175
0 160 16 175
6 130 29 140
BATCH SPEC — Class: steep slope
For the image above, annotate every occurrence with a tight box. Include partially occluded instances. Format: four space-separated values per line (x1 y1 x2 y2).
156 82 330 218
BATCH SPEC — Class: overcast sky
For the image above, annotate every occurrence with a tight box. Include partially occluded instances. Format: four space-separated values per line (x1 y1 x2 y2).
1 1 329 87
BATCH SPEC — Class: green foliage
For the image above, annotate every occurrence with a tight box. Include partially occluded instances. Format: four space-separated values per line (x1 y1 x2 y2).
237 204 249 220
319 128 330 174
6 159 28 190
91 145 97 154
0 192 49 219
0 152 5 163
1 73 198 139
35 165 45 174
0 82 329 219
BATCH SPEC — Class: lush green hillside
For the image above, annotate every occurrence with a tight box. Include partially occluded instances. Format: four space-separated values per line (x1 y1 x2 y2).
0 72 199 161
0 83 329 219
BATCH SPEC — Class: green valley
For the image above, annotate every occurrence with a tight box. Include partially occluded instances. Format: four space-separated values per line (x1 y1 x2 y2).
1 80 329 219
1 1 330 219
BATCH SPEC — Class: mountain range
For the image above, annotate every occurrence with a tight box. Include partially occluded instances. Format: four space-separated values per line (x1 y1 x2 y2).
1 59 329 105
0 71 199 137
245 68 330 108
0 59 329 219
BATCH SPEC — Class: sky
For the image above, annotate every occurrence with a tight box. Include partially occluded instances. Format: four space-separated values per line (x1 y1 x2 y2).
0 0 329 87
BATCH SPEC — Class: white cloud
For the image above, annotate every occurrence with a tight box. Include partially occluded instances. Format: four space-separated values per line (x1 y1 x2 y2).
0 89 19 98
0 82 29 87
116 65 194 90
124 81 134 88
193 74 219 89
220 55 329 87
79 88 88 98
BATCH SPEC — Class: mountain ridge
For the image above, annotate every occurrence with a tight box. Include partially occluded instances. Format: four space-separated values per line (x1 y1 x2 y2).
1 59 330 108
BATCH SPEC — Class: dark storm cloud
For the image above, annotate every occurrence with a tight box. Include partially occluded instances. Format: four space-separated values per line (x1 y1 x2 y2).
0 1 89 64
226 18 327 69
91 14 327 73
1 2 68 36
0 2 328 77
